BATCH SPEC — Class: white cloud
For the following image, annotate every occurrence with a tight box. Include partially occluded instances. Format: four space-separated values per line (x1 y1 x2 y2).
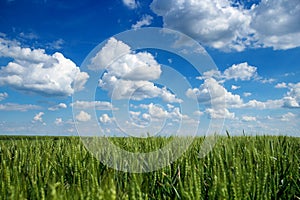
47 39 64 50
251 0 300 50
99 114 113 124
231 85 240 90
33 112 44 122
258 78 276 84
283 97 299 108
129 111 141 118
93 38 182 103
243 92 252 97
224 62 257 81
193 110 204 116
237 99 283 109
54 118 63 125
150 0 253 51
242 116 256 122
148 103 169 119
0 37 89 96
281 112 296 121
136 103 188 121
206 107 235 119
122 0 138 9
197 70 222 80
0 92 8 101
88 37 131 71
48 103 67 111
186 78 242 107
197 63 258 82
71 101 115 110
151 0 300 51
275 82 288 89
132 15 153 30
0 103 41 111
76 111 91 122
19 32 39 40
282 82 300 108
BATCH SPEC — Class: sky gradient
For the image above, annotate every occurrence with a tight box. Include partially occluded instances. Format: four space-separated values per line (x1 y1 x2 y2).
0 0 299 136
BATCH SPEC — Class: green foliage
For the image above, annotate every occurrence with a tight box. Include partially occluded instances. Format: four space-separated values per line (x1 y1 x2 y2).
0 135 299 199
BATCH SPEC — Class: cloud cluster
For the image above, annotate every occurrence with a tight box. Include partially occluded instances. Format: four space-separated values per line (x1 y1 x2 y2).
150 0 300 51
0 37 89 96
282 82 300 108
186 78 240 119
76 111 91 122
186 63 291 119
92 38 182 103
133 103 188 122
186 78 242 107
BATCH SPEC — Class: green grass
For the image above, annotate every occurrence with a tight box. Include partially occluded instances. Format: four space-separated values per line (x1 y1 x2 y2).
0 135 299 199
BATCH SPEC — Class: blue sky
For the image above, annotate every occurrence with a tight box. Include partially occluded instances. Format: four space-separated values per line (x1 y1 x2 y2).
0 0 299 136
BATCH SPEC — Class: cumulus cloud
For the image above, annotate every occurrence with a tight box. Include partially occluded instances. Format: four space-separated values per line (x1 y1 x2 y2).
76 111 91 122
71 101 115 110
186 78 242 107
54 118 63 125
0 37 89 97
132 15 153 30
136 103 188 121
0 103 41 111
92 37 182 103
282 82 300 108
186 76 287 118
206 108 235 119
33 112 44 122
197 62 258 82
223 62 257 81
122 0 138 9
0 92 8 101
88 37 131 71
251 0 300 50
150 0 253 51
48 103 67 111
150 0 300 51
187 77 239 119
99 114 113 123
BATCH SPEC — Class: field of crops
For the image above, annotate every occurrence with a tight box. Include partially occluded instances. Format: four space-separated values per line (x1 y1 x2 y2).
0 135 299 199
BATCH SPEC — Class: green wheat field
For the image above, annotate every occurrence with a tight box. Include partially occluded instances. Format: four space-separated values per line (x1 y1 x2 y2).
0 135 299 199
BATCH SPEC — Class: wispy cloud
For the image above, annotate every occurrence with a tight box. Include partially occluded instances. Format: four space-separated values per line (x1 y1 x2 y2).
132 15 153 30
0 103 41 111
